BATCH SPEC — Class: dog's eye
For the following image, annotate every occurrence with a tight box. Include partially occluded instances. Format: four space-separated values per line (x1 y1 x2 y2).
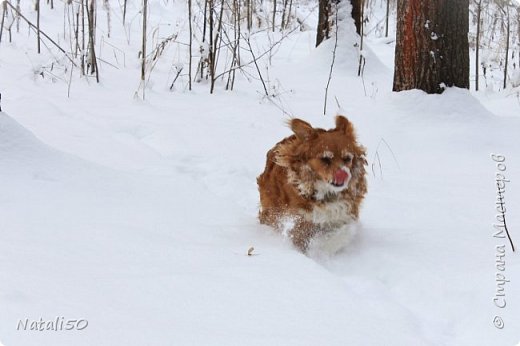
343 155 353 163
320 157 332 165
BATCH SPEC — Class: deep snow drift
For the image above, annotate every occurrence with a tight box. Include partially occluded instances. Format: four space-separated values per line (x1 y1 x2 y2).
1 1 520 345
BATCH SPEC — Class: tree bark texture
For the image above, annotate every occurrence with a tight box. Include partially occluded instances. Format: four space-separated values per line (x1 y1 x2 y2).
393 0 469 94
351 0 362 35
316 0 333 46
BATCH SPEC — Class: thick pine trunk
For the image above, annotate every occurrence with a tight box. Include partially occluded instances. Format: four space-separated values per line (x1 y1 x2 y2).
351 0 362 35
393 0 469 94
316 0 333 46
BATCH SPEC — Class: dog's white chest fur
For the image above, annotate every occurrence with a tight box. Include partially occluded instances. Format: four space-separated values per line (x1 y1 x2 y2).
307 222 358 257
304 200 354 226
304 201 358 257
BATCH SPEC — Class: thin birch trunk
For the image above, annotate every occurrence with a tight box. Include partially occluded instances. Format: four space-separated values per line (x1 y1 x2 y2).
272 0 276 32
141 0 148 97
475 0 481 91
503 6 510 89
188 0 193 90
36 0 41 53
385 0 389 37
0 1 7 43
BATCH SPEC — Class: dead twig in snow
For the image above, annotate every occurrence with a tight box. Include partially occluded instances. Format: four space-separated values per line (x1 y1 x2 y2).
323 2 339 115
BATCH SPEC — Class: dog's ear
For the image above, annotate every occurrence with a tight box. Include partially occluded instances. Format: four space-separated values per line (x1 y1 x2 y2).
335 115 354 135
290 118 316 141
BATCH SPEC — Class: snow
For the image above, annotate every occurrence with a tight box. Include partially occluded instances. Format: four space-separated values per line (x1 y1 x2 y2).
1 1 520 345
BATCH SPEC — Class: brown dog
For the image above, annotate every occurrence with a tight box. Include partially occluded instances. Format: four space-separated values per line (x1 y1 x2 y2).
257 116 367 253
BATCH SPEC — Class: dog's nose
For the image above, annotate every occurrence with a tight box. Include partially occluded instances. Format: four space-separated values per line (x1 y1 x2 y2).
334 169 349 185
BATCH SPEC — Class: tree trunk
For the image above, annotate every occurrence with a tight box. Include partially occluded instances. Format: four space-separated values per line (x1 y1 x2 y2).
393 0 469 94
0 1 7 43
272 0 276 32
81 0 85 75
351 0 362 35
208 0 214 91
475 0 481 91
16 0 20 33
357 0 364 76
141 0 147 85
503 6 510 90
316 0 333 46
317 0 362 46
36 0 41 53
246 0 252 30
123 0 127 24
188 0 193 90
86 0 99 82
385 0 389 37
316 0 339 47
281 0 288 30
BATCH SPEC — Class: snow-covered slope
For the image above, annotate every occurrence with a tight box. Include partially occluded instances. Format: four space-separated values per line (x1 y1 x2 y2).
0 110 429 346
1 1 520 345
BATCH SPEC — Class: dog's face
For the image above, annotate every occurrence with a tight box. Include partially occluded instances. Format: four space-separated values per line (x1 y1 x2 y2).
276 116 367 200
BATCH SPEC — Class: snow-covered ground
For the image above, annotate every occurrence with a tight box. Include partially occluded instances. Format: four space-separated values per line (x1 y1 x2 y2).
1 1 520 345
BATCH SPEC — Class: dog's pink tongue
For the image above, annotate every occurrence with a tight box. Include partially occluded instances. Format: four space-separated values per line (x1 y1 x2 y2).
334 169 348 185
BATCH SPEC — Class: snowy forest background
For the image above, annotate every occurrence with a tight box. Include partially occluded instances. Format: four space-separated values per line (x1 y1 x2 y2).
1 0 520 95
1 0 520 345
